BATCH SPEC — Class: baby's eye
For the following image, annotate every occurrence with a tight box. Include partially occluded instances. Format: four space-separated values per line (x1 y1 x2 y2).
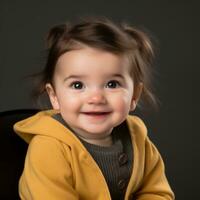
70 81 84 89
106 80 121 89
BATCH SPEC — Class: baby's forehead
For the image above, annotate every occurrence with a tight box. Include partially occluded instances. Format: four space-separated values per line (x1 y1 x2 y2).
55 47 131 74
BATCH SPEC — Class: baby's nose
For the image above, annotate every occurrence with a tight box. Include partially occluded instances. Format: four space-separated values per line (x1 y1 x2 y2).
87 90 107 104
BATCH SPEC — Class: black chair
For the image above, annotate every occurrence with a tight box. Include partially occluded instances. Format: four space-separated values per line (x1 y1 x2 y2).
0 109 39 200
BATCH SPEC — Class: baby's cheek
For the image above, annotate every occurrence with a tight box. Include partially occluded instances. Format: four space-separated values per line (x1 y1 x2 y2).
112 95 131 113
61 95 81 111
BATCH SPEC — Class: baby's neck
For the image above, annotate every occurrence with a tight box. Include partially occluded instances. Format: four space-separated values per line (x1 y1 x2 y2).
79 134 113 147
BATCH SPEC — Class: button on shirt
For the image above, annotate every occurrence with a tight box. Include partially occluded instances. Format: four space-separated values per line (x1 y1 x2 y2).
118 153 128 166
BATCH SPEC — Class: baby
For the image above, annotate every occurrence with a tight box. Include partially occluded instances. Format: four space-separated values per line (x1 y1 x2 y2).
14 17 174 200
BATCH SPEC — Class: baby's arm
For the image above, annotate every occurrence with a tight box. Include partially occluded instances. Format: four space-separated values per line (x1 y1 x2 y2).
19 135 79 200
135 137 175 200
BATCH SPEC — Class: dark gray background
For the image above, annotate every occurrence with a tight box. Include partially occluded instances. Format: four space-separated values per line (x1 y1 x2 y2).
1 0 199 199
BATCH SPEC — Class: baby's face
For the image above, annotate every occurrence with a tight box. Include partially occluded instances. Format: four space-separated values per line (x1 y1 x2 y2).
47 46 138 141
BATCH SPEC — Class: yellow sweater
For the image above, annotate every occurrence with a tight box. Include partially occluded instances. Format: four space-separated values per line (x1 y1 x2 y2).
14 110 174 200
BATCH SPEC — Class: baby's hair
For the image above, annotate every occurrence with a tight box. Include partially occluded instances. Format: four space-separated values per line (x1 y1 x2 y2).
33 17 157 109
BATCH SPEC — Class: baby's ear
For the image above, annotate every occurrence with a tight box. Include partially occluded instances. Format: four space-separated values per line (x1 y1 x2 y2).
45 83 60 110
130 82 143 111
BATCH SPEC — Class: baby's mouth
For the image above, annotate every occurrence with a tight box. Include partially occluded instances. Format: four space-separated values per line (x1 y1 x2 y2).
80 111 112 122
81 111 111 116
81 111 113 118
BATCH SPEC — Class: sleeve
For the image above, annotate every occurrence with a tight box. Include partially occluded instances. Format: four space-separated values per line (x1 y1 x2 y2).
19 135 79 200
135 137 175 200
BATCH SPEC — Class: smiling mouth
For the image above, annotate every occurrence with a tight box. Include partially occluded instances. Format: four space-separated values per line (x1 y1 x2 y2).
81 112 112 116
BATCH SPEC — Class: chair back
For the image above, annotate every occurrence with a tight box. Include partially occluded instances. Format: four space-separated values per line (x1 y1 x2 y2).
0 109 38 199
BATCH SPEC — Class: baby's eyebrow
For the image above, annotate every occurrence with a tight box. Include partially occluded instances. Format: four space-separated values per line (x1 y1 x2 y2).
63 75 86 82
110 74 124 79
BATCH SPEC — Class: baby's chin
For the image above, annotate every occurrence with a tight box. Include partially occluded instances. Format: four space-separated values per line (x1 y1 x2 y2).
83 119 125 134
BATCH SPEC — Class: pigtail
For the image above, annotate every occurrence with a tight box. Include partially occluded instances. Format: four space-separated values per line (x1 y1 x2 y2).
122 25 158 109
29 24 69 109
122 25 154 65
46 24 68 49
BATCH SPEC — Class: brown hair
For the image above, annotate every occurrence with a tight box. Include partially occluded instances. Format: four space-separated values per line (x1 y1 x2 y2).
33 17 157 109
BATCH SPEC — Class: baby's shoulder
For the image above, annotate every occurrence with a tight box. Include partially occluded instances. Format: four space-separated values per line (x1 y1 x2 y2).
28 135 72 161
